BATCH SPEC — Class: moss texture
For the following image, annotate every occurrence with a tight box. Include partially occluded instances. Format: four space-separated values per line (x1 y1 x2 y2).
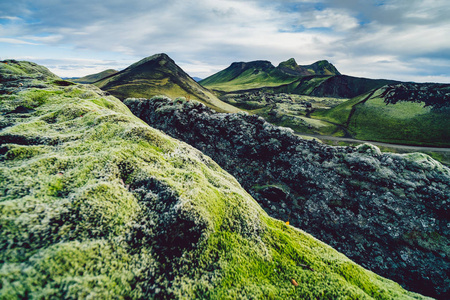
0 62 432 299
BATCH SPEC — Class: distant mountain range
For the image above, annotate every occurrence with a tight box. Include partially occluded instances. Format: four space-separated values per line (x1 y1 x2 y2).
199 58 341 92
200 58 398 99
93 53 239 112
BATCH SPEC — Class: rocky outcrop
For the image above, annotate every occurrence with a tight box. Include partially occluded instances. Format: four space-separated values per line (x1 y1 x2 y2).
126 96 450 299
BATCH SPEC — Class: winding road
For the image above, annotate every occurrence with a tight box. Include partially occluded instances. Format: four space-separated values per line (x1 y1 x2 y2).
298 133 450 153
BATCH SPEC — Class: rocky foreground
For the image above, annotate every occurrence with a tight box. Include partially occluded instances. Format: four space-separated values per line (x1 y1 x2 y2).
126 96 450 299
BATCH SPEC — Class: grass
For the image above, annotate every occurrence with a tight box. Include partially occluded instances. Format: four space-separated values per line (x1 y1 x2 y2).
313 90 450 147
348 97 450 146
0 64 432 299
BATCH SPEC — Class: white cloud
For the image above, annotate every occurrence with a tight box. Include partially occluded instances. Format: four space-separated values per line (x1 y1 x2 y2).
0 37 38 45
0 0 448 82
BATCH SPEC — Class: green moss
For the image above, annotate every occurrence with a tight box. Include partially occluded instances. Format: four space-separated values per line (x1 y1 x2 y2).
0 66 431 299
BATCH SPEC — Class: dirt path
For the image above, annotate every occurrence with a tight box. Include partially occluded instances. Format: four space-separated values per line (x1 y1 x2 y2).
298 133 450 153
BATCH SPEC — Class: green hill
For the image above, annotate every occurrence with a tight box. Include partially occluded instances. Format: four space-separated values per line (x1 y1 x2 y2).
277 58 341 77
94 53 239 112
0 61 431 299
199 58 396 100
199 58 341 92
71 69 118 84
314 83 450 146
199 60 296 92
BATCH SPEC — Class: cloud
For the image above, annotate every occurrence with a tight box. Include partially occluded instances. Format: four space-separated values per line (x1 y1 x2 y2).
0 37 38 45
0 0 449 82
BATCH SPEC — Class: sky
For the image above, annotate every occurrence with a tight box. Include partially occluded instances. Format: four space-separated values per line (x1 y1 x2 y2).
1 0 449 83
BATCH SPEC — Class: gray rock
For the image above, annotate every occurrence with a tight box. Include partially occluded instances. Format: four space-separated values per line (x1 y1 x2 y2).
125 96 450 299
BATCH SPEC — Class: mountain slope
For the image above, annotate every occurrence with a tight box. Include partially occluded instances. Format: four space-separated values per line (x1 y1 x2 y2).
199 58 394 99
199 60 297 92
199 58 341 92
94 53 239 112
0 62 432 299
296 75 397 98
71 69 118 83
315 83 450 146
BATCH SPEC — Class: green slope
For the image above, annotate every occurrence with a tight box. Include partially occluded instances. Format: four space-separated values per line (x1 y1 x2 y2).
199 58 340 92
94 53 239 113
199 60 297 92
71 69 118 84
0 62 431 299
200 58 395 100
315 86 450 146
199 59 341 92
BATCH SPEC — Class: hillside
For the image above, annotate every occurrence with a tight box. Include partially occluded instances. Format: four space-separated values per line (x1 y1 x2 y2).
71 69 118 84
0 61 434 299
126 96 450 299
314 83 450 146
199 60 296 92
94 53 239 112
199 58 340 92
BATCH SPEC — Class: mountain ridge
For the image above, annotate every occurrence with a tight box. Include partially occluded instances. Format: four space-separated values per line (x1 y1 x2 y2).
94 53 240 112
199 58 341 92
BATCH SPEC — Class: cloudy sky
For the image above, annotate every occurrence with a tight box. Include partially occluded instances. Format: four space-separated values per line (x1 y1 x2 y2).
1 0 449 82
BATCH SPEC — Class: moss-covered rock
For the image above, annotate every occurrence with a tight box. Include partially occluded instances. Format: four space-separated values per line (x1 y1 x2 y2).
0 61 432 299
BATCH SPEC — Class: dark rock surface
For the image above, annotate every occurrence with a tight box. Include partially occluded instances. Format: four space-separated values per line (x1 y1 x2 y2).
125 96 450 299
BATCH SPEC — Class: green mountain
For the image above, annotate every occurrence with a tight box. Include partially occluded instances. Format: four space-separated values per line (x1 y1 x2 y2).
94 53 239 112
314 83 450 146
199 60 297 92
0 61 432 299
277 58 341 77
199 58 392 99
71 69 118 84
199 58 341 92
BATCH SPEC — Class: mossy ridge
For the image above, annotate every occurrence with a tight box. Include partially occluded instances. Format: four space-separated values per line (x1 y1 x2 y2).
1 66 430 299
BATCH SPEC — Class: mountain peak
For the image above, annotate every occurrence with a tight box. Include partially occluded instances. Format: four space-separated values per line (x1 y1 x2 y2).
278 58 297 68
230 60 274 71
128 53 174 70
277 58 340 76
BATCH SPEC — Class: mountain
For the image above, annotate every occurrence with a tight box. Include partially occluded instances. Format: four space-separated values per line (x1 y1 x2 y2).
192 76 203 82
94 53 239 112
199 58 341 92
277 58 341 77
1 61 433 299
199 60 296 92
71 69 118 83
314 82 450 146
126 96 450 299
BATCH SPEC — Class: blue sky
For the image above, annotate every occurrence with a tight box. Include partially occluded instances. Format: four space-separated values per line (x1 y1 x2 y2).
1 0 449 82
